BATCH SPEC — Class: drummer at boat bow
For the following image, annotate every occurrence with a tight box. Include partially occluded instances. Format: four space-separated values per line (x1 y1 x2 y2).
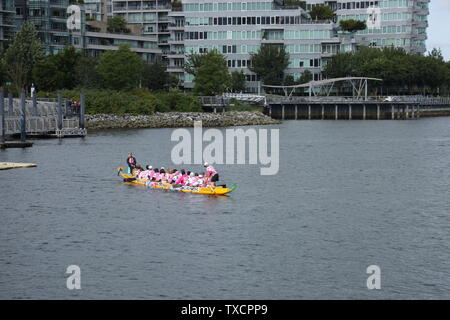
126 153 137 174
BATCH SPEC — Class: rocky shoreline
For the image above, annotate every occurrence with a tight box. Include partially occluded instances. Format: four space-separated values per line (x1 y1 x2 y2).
85 111 281 130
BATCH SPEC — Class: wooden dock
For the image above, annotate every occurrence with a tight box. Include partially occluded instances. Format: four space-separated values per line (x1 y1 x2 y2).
263 96 450 120
0 162 37 170
0 141 33 149
265 101 421 120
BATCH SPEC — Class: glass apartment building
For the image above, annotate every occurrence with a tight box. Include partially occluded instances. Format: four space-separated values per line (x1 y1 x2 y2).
84 0 106 21
168 0 342 92
14 0 71 54
165 0 430 92
305 0 429 54
2 0 430 92
0 0 15 50
109 0 172 53
71 28 160 62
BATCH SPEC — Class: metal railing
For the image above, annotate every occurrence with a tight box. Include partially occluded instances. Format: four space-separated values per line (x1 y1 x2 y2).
265 95 450 105
200 96 230 107
1 93 86 139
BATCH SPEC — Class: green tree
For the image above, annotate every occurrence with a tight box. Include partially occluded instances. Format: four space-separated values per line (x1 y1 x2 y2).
323 46 450 94
298 70 313 84
428 48 444 63
142 61 178 91
0 54 5 86
33 46 82 91
283 0 306 9
97 43 144 90
76 55 100 88
339 19 367 33
192 50 231 96
4 22 44 93
107 16 129 33
446 61 450 90
283 74 296 86
249 45 290 86
33 57 59 91
230 70 246 92
184 51 207 76
309 5 334 20
54 46 81 89
162 88 201 111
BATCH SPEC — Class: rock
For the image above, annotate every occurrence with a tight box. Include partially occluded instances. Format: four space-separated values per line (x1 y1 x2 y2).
85 112 280 130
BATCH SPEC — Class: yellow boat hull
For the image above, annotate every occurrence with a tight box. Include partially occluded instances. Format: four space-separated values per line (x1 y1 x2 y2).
119 172 236 196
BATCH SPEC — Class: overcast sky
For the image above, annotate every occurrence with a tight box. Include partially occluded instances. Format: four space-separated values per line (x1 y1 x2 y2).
427 0 450 60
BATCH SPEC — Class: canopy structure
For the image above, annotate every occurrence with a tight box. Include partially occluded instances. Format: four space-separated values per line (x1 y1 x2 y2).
263 77 383 100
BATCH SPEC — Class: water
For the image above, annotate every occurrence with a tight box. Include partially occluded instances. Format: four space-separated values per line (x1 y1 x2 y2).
1 118 450 299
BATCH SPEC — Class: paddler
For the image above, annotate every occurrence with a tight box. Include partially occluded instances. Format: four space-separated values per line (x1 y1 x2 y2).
139 165 152 180
204 162 219 187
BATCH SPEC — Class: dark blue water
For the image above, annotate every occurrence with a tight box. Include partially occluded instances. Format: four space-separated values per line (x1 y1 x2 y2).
1 118 450 299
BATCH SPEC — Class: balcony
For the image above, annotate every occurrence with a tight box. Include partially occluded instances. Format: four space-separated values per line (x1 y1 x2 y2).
168 38 184 44
165 51 185 58
168 23 184 31
49 0 68 8
127 5 142 11
167 66 184 73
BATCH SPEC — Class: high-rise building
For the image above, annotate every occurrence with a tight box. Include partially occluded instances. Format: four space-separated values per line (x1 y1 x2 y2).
84 0 107 22
3 0 430 93
14 0 71 54
166 0 430 91
71 3 160 62
304 0 429 54
0 0 16 50
167 0 342 92
109 0 172 54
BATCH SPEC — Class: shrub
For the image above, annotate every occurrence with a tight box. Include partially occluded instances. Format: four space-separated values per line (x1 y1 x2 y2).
340 19 367 33
228 99 262 112
36 88 202 115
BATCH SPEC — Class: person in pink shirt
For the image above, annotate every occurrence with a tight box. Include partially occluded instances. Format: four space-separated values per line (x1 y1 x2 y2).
151 168 160 181
180 170 190 186
174 169 186 185
166 169 177 183
133 164 143 178
138 169 148 180
148 167 155 180
169 170 179 184
138 165 153 180
187 172 197 186
193 175 205 187
204 162 219 187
